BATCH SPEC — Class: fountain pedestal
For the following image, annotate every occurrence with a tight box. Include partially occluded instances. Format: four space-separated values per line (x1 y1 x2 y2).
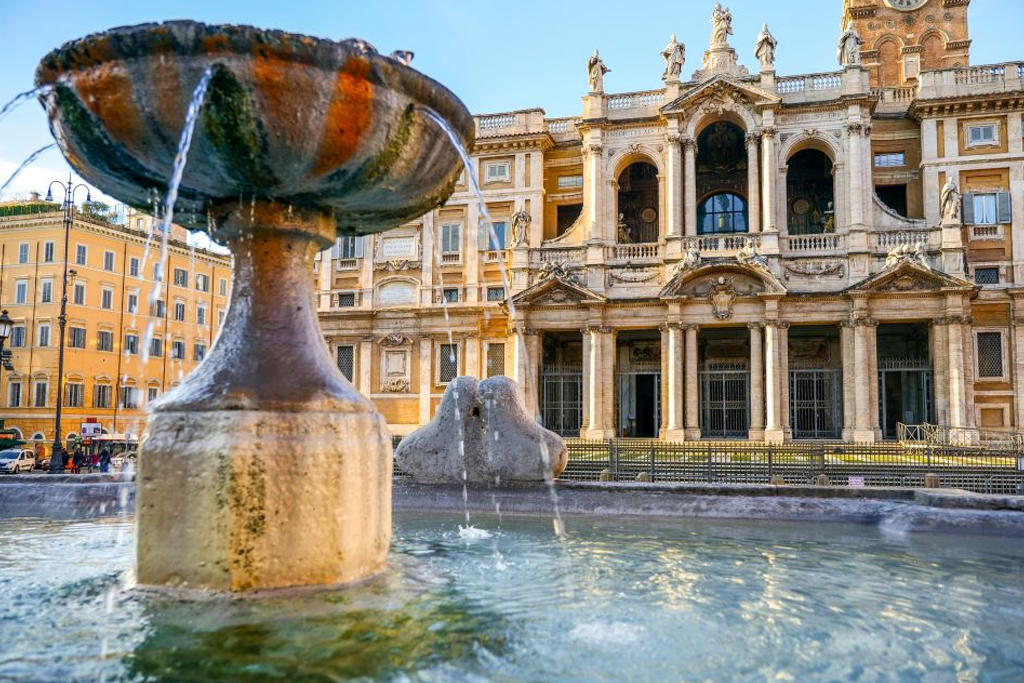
137 205 392 591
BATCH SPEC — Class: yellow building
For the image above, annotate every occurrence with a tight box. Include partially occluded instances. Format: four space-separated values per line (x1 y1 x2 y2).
0 200 232 453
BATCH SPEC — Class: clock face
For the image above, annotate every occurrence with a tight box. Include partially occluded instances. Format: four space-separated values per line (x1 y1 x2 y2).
885 0 929 10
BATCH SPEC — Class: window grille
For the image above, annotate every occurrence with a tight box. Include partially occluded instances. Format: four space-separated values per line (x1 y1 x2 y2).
974 267 999 285
337 345 355 382
439 343 458 383
487 287 506 302
976 332 1004 378
338 292 356 307
442 288 459 303
486 343 506 377
558 175 584 189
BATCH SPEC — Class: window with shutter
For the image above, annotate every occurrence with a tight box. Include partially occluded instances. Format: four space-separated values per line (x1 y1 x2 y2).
962 192 975 225
996 192 1011 224
971 194 997 225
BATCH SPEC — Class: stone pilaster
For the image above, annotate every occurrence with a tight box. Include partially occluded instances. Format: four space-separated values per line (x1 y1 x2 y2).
760 127 778 232
683 137 698 237
583 141 606 243
852 318 877 442
466 184 480 304
745 132 761 234
764 320 784 443
666 133 684 240
418 337 433 424
748 322 765 440
1013 293 1024 430
930 319 949 426
464 333 480 379
684 323 701 439
664 322 686 441
946 315 967 429
582 324 615 439
779 322 791 439
358 338 373 396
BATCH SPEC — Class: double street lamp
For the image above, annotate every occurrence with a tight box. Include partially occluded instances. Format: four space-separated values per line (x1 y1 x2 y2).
45 174 90 473
0 311 12 431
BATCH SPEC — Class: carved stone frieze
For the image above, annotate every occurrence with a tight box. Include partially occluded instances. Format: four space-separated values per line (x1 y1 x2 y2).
374 258 422 272
381 377 410 393
379 333 413 347
784 260 845 279
608 268 662 286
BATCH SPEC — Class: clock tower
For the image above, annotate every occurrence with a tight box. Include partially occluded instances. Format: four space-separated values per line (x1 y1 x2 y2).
842 0 971 87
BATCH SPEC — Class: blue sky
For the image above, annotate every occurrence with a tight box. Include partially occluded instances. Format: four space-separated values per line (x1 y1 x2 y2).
0 0 1020 202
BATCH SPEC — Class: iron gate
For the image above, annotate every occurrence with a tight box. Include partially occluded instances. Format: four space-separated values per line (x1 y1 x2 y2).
540 364 582 437
700 360 749 438
878 358 932 440
789 368 842 439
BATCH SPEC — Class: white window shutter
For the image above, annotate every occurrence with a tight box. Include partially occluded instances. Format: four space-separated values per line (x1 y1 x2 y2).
996 192 1012 224
478 222 488 250
355 236 364 258
330 239 340 259
962 192 975 225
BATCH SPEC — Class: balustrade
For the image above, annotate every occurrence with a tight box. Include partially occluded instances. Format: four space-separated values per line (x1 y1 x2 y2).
532 247 586 266
785 233 842 253
684 234 760 254
606 243 661 261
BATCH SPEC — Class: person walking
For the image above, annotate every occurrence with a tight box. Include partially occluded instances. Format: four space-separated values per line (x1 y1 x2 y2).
72 448 85 474
99 449 111 474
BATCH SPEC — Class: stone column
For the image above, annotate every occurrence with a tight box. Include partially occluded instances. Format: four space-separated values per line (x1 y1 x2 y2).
581 328 592 434
420 213 434 306
946 315 967 429
667 135 684 239
852 319 877 442
418 337 433 425
525 330 542 419
583 325 615 439
584 142 605 242
683 138 698 237
761 127 778 232
358 339 373 396
764 321 784 443
664 323 685 441
866 319 880 436
746 132 761 234
748 322 765 440
930 319 949 426
779 322 791 439
684 323 701 439
840 321 855 440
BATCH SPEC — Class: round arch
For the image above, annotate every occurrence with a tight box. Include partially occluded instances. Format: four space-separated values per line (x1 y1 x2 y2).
31 432 45 441
786 148 836 235
780 133 843 166
609 148 663 179
686 105 757 140
6 427 23 439
615 159 661 244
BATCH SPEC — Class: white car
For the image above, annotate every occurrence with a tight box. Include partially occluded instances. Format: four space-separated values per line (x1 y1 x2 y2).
0 449 36 474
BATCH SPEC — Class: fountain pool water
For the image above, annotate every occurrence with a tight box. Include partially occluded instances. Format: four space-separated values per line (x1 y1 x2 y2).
2 512 1023 682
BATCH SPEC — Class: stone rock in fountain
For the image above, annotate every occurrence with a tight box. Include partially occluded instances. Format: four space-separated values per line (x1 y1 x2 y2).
36 21 473 591
396 376 568 485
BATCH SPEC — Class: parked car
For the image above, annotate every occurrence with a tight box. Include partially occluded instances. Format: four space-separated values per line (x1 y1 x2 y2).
0 449 36 474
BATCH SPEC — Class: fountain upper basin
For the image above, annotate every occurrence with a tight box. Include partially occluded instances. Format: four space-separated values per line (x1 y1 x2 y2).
36 20 474 243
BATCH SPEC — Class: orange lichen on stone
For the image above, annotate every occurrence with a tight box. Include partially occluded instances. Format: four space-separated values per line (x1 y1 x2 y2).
72 67 144 151
310 56 373 177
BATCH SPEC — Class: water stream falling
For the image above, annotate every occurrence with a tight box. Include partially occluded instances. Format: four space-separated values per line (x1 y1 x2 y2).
422 107 565 538
0 86 49 124
0 143 57 198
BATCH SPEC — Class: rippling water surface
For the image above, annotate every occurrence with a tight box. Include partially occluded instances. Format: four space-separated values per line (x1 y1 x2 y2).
1 513 1022 682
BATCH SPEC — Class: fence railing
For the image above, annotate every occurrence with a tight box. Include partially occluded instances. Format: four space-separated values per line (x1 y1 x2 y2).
898 423 1024 452
557 438 1024 495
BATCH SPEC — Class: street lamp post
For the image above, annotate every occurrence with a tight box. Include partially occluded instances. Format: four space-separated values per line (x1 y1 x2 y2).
0 310 12 432
46 174 90 473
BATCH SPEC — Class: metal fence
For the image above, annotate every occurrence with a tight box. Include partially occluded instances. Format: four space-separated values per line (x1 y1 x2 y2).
560 438 1024 495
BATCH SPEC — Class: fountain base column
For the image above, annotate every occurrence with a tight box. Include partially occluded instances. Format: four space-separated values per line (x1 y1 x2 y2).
137 409 392 591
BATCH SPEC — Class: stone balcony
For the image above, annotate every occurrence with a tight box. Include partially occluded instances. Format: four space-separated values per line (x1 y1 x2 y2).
917 62 1024 100
605 89 666 121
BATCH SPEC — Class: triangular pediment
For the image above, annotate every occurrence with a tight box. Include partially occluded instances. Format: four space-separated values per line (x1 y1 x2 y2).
660 260 786 300
661 76 780 115
511 274 607 307
847 261 976 294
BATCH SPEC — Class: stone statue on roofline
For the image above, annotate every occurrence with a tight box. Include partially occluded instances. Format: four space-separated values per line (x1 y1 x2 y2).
940 176 962 224
710 3 733 48
837 26 863 67
587 49 610 93
662 34 686 81
755 23 777 71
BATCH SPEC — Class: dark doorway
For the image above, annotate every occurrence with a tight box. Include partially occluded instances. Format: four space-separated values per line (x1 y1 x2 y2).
787 149 835 235
557 203 583 235
877 323 932 440
634 374 657 438
615 330 661 437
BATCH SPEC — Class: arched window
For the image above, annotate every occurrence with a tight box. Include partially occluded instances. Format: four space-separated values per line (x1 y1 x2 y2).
787 149 835 235
698 193 748 235
31 432 45 441
616 162 660 244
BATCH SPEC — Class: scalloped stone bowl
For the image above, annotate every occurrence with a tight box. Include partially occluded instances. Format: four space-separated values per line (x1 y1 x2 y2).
35 21 474 592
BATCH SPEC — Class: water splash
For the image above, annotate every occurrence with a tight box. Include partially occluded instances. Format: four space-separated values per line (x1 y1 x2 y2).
0 144 57 198
457 525 492 541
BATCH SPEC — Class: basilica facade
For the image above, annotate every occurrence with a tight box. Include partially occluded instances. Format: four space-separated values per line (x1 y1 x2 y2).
318 0 1024 444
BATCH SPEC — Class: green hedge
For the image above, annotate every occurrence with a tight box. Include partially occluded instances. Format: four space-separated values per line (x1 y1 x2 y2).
0 202 61 217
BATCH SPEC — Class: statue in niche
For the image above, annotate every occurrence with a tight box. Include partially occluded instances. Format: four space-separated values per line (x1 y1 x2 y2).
701 122 742 175
710 4 733 48
662 34 686 81
837 26 863 67
510 209 531 247
587 49 610 93
940 177 962 224
755 23 777 71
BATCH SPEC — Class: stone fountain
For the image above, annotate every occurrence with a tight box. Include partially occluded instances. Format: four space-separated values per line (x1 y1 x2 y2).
36 21 473 591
